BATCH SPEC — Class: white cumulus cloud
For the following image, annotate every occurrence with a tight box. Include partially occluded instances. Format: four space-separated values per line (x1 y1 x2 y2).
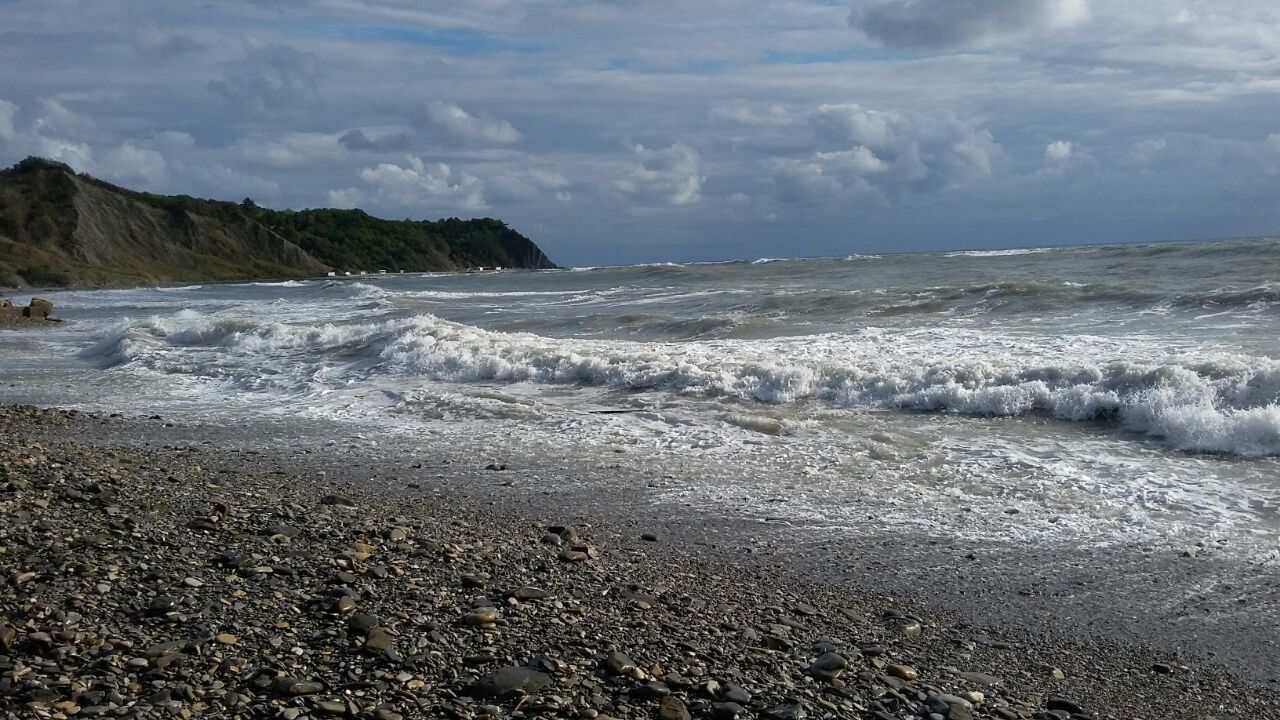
1044 139 1073 161
423 102 522 145
615 143 704 206
350 155 487 211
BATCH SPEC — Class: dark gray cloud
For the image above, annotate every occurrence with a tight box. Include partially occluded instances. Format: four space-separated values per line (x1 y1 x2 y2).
850 0 1089 49
338 129 412 152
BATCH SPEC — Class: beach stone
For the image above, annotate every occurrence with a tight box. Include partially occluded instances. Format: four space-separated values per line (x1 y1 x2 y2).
1047 697 1085 714
630 680 671 698
462 573 490 588
763 700 806 719
509 586 550 601
711 702 745 718
147 596 179 615
887 664 918 681
659 696 691 720
349 612 379 634
470 667 553 698
365 627 394 653
559 549 589 562
957 672 1000 687
808 652 847 681
214 633 237 645
463 607 500 625
604 650 636 676
897 619 923 637
721 684 751 704
320 494 355 507
275 678 323 696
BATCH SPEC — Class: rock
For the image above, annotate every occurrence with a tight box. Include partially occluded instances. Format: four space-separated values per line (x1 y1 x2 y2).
461 573 490 588
508 586 550 601
320 494 355 507
603 650 637 676
897 619 923 637
642 533 658 542
275 678 324 696
348 612 379 634
559 549 589 562
463 607 500 625
147 596 179 615
957 672 1000 687
630 680 671 698
808 652 847 681
711 702 745 718
763 700 806 720
1047 697 1085 715
887 664 918 681
470 667 553 698
214 633 237 645
365 627 395 653
659 696 691 720
721 684 751 704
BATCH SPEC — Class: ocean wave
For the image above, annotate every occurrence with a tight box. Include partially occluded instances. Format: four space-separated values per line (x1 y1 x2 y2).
88 312 1280 456
944 247 1055 258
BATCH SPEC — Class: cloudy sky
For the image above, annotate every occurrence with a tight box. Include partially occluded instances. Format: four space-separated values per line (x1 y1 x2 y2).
1 0 1277 265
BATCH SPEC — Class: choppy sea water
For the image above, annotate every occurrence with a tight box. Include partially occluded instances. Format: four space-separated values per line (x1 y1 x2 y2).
3 238 1280 561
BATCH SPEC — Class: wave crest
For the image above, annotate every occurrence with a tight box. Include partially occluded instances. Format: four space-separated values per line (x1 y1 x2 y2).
87 311 1280 456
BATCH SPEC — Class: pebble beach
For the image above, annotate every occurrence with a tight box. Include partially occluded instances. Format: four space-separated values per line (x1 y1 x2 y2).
1 405 1276 720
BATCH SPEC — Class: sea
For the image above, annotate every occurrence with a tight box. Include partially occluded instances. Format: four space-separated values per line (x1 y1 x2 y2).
3 237 1280 565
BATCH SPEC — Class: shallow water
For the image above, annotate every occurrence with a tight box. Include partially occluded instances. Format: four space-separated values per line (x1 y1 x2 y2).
4 237 1280 560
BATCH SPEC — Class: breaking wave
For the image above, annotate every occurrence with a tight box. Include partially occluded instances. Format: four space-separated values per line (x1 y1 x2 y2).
86 311 1280 456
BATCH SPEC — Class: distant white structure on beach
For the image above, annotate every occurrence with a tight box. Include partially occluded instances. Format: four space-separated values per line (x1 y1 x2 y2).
326 271 336 277
378 269 387 274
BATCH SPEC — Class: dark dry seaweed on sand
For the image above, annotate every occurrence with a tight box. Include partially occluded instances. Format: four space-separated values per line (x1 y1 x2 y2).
0 405 1275 719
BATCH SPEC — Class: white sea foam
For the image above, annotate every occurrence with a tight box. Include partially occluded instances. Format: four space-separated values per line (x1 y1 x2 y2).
944 247 1055 258
85 311 1280 456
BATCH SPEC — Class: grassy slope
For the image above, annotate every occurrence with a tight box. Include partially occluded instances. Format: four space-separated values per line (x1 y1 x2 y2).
0 158 556 288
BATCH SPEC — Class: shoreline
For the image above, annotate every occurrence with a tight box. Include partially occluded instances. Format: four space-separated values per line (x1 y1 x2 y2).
1 404 1276 719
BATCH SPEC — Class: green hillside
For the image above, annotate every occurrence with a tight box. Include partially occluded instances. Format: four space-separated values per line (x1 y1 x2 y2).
0 157 556 288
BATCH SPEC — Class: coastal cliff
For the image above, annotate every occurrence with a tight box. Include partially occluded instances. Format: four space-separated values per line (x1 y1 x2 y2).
0 157 556 288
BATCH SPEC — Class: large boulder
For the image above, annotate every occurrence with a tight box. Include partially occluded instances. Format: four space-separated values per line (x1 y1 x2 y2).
24 298 53 319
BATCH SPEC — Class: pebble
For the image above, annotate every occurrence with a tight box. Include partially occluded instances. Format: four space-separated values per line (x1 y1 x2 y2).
658 696 691 720
808 651 848 681
887 664 919 681
470 666 553 698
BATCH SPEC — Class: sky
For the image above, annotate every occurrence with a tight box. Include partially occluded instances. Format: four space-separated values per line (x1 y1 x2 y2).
1 0 1278 266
